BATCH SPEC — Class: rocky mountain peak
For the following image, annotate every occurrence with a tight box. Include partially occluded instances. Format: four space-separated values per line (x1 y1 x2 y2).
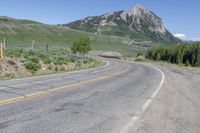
132 4 150 16
65 4 180 43
119 4 166 34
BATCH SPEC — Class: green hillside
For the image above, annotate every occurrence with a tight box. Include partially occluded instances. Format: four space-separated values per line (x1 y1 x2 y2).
0 16 143 57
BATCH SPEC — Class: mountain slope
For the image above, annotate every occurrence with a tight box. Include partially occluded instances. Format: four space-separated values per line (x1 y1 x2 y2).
64 4 180 44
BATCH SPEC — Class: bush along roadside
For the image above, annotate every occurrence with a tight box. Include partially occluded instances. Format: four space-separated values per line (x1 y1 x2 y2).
0 48 102 79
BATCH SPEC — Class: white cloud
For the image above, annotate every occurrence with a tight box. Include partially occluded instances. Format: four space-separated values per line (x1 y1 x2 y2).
191 37 200 41
173 33 186 40
173 33 200 42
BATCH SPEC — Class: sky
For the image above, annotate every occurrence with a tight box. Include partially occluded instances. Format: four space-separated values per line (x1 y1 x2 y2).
1 0 200 41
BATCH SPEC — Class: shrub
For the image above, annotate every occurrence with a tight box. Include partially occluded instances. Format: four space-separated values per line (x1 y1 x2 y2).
48 65 53 70
4 73 15 79
76 60 82 67
60 66 65 71
55 66 58 71
53 57 64 65
28 57 39 64
185 59 191 67
83 59 89 64
136 53 144 57
5 49 27 58
43 57 51 64
24 50 35 59
25 62 40 72
69 57 76 63
38 53 48 59
135 56 145 62
71 37 91 54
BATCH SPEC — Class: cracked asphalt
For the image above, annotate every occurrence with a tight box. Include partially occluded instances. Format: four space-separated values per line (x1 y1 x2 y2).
0 58 199 133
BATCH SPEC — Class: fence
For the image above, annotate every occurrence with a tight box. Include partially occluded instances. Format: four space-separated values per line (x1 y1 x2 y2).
0 38 8 59
0 38 89 60
0 43 3 59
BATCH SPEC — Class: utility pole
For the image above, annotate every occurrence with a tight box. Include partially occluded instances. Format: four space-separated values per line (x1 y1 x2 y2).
0 42 3 59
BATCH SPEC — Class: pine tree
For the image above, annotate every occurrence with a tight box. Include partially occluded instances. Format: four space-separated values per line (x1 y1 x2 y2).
185 59 190 67
194 45 200 67
154 52 160 61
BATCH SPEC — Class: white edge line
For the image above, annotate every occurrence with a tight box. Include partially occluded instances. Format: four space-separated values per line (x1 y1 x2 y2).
120 63 165 133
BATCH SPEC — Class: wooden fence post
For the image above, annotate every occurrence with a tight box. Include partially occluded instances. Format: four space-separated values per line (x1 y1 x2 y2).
69 49 72 55
0 42 3 59
46 44 48 52
3 38 7 49
32 40 35 49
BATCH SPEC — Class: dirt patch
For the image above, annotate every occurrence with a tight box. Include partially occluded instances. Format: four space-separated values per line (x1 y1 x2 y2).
0 58 31 79
90 51 122 59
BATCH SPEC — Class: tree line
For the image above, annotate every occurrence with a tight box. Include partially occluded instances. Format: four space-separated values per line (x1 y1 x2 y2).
146 42 200 67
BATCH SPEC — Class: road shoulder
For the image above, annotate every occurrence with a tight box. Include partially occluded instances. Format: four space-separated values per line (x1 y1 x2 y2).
130 64 200 133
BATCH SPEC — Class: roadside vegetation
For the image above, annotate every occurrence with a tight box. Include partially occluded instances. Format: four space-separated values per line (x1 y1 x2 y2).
135 55 146 62
0 16 144 57
146 42 200 67
71 37 91 54
125 52 146 62
0 39 102 79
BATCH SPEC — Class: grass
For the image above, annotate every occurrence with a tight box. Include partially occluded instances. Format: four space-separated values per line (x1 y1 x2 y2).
150 60 200 75
0 16 145 57
126 55 200 75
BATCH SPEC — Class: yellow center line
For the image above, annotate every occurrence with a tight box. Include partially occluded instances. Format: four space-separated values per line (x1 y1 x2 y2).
0 69 128 106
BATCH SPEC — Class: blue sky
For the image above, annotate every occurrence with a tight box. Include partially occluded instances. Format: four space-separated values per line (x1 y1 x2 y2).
1 0 200 41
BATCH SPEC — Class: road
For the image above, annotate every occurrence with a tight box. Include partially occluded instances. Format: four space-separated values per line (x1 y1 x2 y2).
0 57 199 133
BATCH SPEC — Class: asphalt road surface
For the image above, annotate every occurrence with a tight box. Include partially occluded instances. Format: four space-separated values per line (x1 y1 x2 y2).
0 57 199 133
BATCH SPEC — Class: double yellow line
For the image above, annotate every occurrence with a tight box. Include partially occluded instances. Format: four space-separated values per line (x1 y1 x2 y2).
0 69 127 106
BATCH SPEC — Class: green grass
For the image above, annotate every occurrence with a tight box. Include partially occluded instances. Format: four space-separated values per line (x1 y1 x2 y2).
0 16 145 57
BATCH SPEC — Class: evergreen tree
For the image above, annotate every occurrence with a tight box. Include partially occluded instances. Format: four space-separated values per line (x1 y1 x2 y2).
146 42 200 67
185 59 191 67
154 52 160 61
194 45 200 67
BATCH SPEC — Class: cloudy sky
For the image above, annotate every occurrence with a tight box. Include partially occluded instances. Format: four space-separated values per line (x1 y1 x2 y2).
0 0 200 41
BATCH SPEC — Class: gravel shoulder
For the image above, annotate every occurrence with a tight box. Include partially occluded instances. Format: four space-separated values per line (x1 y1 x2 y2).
131 63 200 133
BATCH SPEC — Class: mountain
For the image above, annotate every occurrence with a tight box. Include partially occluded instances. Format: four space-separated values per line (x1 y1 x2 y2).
64 4 181 44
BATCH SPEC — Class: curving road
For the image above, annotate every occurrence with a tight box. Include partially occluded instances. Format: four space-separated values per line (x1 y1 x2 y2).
0 57 199 133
